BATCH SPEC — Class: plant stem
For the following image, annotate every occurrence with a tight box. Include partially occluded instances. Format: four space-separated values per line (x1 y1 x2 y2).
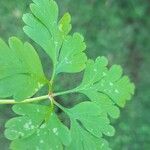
53 99 69 114
0 95 49 105
44 95 55 122
0 87 79 105
48 95 69 114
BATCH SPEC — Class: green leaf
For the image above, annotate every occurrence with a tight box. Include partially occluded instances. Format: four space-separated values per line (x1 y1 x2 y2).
5 104 71 150
90 93 120 119
0 37 46 101
59 12 72 35
1 1 136 150
66 102 113 150
76 56 135 108
56 33 87 73
23 0 87 74
66 120 111 150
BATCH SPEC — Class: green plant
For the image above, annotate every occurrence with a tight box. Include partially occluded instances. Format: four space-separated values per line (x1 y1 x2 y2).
0 0 135 149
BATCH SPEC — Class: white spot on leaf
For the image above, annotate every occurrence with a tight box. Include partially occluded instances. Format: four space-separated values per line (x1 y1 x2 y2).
23 123 30 129
56 145 59 149
101 143 105 148
23 120 35 130
36 146 40 150
37 130 40 136
55 41 58 45
40 140 44 144
40 123 46 129
109 82 113 86
35 88 39 92
115 89 119 93
52 128 58 136
102 72 106 76
64 57 71 64
94 69 97 72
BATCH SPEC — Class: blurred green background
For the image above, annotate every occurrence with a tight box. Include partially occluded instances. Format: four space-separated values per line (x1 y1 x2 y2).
0 0 150 149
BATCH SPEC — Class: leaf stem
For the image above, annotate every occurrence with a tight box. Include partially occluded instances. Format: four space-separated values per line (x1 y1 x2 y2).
48 95 69 114
44 94 55 122
0 95 49 105
0 87 79 105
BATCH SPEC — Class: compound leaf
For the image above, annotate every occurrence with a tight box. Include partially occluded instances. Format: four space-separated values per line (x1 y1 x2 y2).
0 37 46 101
5 104 71 150
66 120 111 150
76 56 135 108
66 102 113 150
23 0 87 74
2 1 135 150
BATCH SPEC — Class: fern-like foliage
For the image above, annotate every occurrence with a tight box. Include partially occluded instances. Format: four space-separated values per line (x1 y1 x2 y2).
0 0 135 149
0 37 47 101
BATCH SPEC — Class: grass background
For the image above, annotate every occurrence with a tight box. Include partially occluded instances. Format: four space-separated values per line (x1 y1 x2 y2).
0 0 150 149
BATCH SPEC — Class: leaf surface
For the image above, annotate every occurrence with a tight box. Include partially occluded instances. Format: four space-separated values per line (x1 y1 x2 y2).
66 102 113 150
5 104 71 150
76 57 135 108
56 33 87 73
23 0 87 74
2 0 135 150
0 37 46 101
